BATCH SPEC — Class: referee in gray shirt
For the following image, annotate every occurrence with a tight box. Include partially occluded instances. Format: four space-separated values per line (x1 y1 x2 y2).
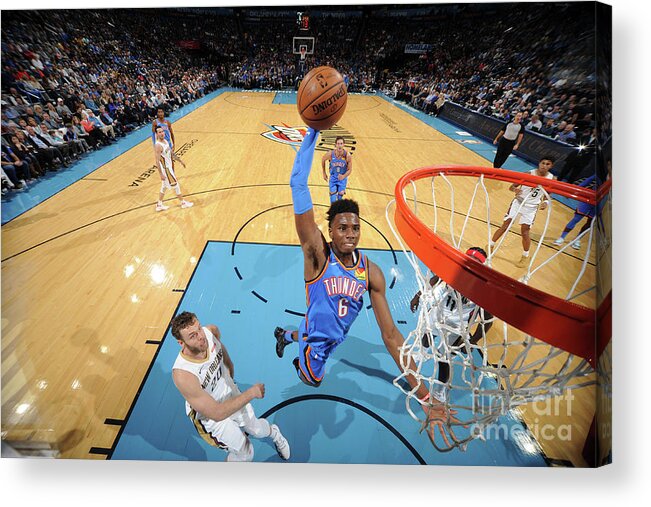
493 112 524 168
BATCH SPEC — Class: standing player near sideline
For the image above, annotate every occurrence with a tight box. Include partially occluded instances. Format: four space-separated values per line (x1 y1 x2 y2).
274 127 457 445
321 136 352 202
152 107 175 168
171 312 290 462
488 156 555 266
154 125 193 211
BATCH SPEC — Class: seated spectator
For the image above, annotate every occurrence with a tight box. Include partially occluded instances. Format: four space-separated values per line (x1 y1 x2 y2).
9 134 45 177
526 114 543 132
555 123 577 144
24 125 67 169
38 123 76 159
80 112 109 147
63 123 90 154
98 105 124 136
72 116 98 149
1 145 30 189
87 110 116 140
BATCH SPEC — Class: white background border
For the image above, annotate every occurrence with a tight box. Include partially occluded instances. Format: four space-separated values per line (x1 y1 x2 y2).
2 0 648 504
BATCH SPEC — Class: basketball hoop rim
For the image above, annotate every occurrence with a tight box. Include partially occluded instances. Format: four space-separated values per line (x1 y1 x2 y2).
394 166 611 367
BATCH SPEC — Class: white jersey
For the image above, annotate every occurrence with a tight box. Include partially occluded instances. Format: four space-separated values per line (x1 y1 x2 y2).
427 281 478 344
514 169 554 207
172 327 238 417
156 139 173 171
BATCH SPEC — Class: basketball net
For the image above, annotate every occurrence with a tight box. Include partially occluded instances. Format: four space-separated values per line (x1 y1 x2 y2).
386 166 612 452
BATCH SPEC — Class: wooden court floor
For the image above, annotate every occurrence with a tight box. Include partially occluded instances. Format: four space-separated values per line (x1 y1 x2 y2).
1 91 603 465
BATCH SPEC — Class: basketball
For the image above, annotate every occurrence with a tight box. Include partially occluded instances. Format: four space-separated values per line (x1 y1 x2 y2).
297 66 348 131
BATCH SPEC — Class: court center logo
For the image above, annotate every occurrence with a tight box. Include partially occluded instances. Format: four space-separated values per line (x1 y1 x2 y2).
261 125 308 146
261 124 357 153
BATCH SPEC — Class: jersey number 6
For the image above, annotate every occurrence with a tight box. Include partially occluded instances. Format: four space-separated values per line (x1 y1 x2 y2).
338 298 349 318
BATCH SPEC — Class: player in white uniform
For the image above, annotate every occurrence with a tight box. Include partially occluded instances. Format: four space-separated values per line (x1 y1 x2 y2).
171 311 290 462
488 156 556 266
410 247 493 401
154 125 193 212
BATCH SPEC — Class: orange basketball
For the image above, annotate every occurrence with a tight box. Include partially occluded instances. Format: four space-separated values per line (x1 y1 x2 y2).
297 66 348 131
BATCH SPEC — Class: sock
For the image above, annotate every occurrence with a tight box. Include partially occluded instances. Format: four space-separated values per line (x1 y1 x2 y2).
269 423 279 441
522 250 529 257
284 331 294 344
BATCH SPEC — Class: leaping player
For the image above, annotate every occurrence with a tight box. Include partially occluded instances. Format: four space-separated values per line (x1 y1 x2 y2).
275 127 459 446
154 125 193 211
321 136 352 202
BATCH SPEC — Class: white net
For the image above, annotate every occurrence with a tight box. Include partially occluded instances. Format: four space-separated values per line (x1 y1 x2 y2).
386 168 610 452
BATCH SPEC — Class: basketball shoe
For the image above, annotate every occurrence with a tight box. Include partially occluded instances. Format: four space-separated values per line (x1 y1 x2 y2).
156 202 169 212
270 424 290 460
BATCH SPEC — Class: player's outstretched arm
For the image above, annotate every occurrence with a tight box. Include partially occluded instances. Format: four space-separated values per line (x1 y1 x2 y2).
172 370 264 422
369 261 460 447
290 127 327 279
368 260 429 400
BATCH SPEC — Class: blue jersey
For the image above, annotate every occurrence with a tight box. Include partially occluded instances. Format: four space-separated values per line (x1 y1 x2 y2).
152 119 173 147
304 245 368 347
328 149 349 183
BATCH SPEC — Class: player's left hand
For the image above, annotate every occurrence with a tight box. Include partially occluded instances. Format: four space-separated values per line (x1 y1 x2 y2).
338 175 346 181
421 400 462 449
540 201 548 210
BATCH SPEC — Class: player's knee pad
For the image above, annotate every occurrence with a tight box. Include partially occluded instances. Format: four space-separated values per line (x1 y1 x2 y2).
173 184 181 195
245 418 271 439
160 181 168 193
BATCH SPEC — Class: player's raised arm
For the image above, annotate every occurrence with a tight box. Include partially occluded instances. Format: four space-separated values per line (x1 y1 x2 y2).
290 127 327 279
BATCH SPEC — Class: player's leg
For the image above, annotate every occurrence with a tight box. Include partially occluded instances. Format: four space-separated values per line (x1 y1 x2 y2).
156 180 170 211
240 407 290 460
488 215 513 249
338 179 347 200
188 410 252 462
171 182 193 208
329 181 339 203
274 321 300 358
295 339 326 387
554 212 583 245
571 216 593 250
517 222 532 267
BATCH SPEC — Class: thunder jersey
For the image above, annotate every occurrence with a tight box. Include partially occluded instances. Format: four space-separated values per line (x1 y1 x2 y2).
328 149 348 183
515 169 554 207
304 244 368 346
172 327 237 417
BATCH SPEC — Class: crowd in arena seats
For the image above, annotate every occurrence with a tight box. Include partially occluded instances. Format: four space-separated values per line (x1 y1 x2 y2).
2 4 602 195
1 9 224 195
373 3 598 147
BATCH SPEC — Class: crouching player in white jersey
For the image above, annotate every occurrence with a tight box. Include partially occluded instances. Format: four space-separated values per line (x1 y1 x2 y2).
154 125 193 212
171 311 290 462
488 155 555 267
410 247 494 401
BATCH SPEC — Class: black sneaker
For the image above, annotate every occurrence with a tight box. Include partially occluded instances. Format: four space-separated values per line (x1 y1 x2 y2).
274 326 288 358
